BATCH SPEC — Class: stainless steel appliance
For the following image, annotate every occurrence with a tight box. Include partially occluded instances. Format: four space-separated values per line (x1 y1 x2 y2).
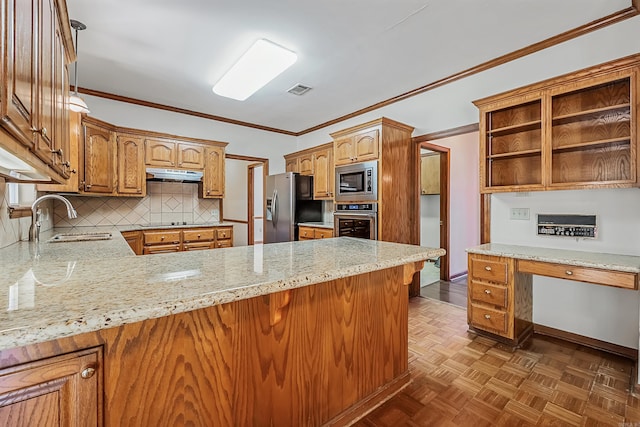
334 203 377 240
334 160 378 202
265 173 323 243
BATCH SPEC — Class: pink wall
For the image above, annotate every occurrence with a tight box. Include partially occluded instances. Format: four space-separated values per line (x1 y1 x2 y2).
425 132 480 277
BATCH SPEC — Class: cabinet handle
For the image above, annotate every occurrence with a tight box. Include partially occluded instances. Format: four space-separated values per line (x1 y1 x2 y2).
484 266 492 271
565 270 573 276
484 314 491 319
484 289 491 294
81 367 96 379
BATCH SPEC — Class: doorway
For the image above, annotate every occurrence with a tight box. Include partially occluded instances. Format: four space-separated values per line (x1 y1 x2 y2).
224 154 269 246
417 142 450 286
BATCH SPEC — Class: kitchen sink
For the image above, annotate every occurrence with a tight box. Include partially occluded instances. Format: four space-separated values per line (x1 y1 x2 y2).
48 232 113 243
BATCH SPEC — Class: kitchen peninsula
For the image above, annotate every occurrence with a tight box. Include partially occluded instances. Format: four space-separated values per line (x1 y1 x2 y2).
0 229 444 426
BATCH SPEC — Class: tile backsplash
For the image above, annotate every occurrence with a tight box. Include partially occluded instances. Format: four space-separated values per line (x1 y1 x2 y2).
54 181 220 227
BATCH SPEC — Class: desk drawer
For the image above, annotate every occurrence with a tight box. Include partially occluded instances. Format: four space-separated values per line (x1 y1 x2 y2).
518 260 638 290
469 305 507 335
470 257 508 284
143 230 181 245
469 281 508 308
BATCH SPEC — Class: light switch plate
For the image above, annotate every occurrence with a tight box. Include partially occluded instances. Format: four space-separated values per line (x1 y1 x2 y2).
510 208 530 220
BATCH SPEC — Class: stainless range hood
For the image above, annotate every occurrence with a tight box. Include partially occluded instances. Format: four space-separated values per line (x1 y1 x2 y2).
146 168 203 182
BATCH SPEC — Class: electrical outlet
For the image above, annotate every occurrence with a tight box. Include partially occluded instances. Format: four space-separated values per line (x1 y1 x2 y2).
510 208 530 220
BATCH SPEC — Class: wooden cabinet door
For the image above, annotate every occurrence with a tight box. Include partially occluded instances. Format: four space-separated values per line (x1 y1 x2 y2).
145 139 176 167
353 129 379 162
51 15 70 177
0 0 38 148
299 154 314 175
334 136 355 165
33 0 56 168
285 157 299 173
201 146 225 198
177 143 204 169
420 154 440 195
83 123 116 194
0 348 101 427
117 134 145 196
313 147 333 199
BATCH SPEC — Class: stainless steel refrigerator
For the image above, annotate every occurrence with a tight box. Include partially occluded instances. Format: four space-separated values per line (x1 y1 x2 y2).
265 173 323 243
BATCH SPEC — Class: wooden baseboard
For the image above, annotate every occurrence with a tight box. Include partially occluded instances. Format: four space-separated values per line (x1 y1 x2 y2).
449 271 468 280
326 370 411 427
534 324 637 361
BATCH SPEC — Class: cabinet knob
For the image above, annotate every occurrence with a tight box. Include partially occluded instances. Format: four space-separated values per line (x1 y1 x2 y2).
197 234 201 238
484 314 491 319
484 289 491 294
161 236 165 240
32 127 48 137
81 367 96 379
85 184 92 189
565 270 573 276
137 188 141 192
206 190 211 195
484 266 492 271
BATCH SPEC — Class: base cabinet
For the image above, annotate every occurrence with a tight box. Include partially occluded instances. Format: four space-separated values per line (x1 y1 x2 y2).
467 254 532 345
0 264 413 426
0 348 101 427
298 226 333 240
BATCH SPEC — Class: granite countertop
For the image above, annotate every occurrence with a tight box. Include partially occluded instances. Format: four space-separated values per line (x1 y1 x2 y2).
298 222 334 229
0 227 444 351
467 243 640 273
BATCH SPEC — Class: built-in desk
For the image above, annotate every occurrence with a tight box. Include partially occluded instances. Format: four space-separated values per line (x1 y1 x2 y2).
466 243 640 351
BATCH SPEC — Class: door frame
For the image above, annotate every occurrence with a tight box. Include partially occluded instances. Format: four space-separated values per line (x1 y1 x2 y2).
225 154 269 245
414 140 451 282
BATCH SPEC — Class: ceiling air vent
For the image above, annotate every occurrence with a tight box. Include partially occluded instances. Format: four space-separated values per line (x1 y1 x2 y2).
287 84 312 96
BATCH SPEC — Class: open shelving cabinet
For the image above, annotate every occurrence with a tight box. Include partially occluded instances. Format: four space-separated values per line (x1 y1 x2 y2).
475 55 639 193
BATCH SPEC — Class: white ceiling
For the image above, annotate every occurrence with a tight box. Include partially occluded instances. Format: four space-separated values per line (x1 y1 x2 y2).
67 0 631 134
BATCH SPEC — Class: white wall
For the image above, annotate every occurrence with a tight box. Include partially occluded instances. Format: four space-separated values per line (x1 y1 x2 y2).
491 189 640 349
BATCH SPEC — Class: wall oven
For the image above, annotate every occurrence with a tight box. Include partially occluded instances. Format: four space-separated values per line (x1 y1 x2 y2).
334 203 377 240
334 161 378 202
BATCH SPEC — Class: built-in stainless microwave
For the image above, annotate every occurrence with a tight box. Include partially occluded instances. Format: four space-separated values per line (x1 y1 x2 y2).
334 160 378 202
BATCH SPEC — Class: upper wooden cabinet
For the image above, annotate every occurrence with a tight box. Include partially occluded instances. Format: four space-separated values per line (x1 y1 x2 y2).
283 142 334 200
0 0 75 183
421 154 440 195
474 55 640 193
145 139 205 169
82 120 116 194
298 153 314 175
332 128 380 165
200 146 225 198
145 139 175 167
117 134 145 196
312 145 333 199
285 157 299 173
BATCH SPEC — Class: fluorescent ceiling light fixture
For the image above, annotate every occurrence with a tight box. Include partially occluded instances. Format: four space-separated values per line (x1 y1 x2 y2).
213 39 297 101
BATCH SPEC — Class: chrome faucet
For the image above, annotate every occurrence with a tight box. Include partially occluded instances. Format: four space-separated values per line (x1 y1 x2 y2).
29 194 77 242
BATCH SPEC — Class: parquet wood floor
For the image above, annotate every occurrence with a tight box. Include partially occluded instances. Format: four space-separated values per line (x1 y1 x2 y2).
354 297 640 426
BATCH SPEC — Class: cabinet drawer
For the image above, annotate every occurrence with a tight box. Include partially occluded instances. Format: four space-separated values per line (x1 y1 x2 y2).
469 281 508 308
470 257 508 284
518 260 638 290
183 242 214 251
299 227 314 240
182 229 214 243
469 305 507 335
314 228 334 239
143 244 181 254
215 240 232 248
143 230 182 245
216 228 232 240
